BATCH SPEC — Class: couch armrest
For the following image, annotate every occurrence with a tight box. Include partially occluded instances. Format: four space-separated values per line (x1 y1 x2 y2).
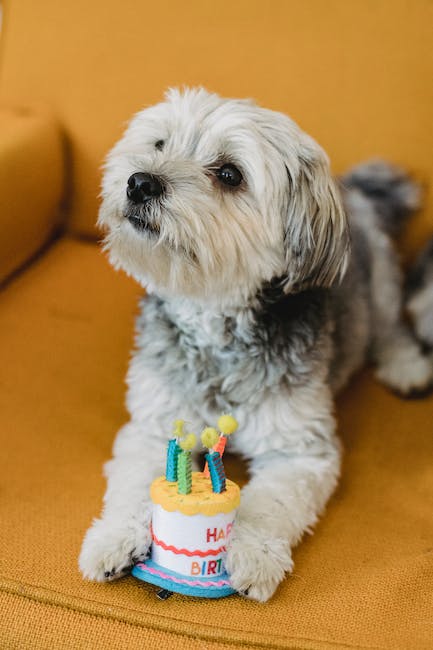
0 107 65 282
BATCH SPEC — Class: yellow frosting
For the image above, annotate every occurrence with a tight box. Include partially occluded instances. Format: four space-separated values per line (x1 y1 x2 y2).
151 472 240 516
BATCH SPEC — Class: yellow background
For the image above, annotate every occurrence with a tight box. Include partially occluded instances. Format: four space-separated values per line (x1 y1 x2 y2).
1 0 432 252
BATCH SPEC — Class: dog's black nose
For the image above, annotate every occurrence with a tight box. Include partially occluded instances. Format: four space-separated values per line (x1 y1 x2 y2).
127 172 164 204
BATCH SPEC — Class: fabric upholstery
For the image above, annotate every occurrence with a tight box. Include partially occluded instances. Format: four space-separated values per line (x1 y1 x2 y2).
0 0 432 256
0 591 250 650
0 238 432 649
0 107 64 281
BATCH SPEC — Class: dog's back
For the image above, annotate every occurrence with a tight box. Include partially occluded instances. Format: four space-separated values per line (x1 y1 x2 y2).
330 161 431 395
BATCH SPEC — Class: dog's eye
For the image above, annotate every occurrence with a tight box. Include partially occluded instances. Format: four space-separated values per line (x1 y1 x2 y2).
216 164 243 187
155 140 165 151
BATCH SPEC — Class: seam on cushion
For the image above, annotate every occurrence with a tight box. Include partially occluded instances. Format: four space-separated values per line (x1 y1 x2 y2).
0 576 387 650
0 228 64 290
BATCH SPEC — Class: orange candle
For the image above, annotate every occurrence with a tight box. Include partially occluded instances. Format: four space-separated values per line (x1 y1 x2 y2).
203 435 227 477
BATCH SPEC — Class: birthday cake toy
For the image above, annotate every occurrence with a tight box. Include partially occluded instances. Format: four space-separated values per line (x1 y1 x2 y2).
132 416 240 598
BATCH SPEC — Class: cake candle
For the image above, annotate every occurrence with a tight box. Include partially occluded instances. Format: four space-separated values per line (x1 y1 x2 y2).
165 420 184 482
206 451 226 493
203 415 238 478
166 439 181 482
177 433 197 495
201 427 226 492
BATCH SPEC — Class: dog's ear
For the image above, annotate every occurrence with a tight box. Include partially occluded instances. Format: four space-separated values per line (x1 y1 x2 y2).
282 134 350 292
261 110 350 293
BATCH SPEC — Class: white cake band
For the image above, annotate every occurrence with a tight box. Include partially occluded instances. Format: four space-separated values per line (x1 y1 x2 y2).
151 503 237 577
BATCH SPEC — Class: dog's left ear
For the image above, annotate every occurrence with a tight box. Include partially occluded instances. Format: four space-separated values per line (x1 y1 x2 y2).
283 133 350 291
283 133 350 292
264 114 350 292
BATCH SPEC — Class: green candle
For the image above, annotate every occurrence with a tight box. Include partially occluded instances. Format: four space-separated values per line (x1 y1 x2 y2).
177 433 197 495
177 450 192 494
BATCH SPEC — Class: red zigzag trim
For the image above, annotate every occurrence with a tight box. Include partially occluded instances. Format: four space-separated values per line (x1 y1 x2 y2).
151 525 226 557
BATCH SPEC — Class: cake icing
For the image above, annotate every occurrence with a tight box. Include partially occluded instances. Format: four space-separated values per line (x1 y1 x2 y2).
151 472 240 515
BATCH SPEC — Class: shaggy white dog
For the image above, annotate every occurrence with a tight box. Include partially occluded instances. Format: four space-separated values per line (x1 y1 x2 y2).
79 88 432 602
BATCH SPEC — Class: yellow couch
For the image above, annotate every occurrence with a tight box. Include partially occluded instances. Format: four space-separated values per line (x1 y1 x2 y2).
1 1 432 648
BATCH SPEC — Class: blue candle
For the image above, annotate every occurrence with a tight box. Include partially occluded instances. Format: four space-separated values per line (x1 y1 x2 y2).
166 438 181 482
205 451 226 493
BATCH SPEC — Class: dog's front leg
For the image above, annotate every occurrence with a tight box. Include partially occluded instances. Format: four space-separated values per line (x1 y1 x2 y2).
226 385 341 602
79 362 200 582
79 420 169 581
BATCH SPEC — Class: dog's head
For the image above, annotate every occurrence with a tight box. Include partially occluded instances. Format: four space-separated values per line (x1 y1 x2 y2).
99 87 349 306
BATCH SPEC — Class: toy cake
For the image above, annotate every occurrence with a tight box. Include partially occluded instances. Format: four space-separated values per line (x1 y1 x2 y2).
132 417 240 598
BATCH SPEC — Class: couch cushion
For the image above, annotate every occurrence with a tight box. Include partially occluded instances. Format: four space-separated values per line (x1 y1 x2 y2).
1 1 432 256
0 107 64 282
0 237 432 649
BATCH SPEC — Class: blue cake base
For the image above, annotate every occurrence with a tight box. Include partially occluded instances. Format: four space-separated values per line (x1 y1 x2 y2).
132 560 236 598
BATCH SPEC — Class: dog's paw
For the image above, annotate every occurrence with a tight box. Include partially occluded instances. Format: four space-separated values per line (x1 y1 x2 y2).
407 289 433 349
376 342 433 397
79 515 152 582
225 521 293 602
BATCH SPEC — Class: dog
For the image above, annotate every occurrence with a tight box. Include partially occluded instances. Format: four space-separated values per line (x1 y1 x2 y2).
79 87 433 602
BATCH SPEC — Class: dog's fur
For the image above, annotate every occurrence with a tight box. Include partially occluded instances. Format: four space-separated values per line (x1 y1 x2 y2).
79 88 433 601
406 237 433 349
